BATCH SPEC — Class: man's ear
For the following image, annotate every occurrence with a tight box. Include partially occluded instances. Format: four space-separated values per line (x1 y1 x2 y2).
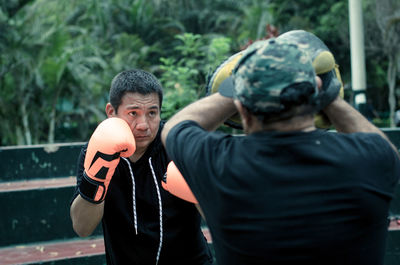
234 100 251 129
316 76 322 91
105 103 116 118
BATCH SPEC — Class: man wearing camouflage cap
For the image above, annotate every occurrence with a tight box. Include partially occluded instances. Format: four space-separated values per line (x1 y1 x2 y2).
161 37 400 265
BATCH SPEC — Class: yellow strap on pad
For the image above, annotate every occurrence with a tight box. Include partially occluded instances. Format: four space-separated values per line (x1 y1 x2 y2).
312 51 335 75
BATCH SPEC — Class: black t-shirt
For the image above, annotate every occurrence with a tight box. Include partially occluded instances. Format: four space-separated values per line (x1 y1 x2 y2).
166 120 400 265
72 122 212 265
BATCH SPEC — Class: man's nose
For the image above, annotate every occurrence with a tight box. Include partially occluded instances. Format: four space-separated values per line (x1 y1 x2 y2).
135 116 149 130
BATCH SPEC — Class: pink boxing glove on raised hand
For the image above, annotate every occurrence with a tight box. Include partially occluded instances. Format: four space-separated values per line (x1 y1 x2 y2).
162 161 198 204
79 117 136 203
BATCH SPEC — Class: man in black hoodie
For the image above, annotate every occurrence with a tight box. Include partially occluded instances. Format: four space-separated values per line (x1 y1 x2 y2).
70 69 213 265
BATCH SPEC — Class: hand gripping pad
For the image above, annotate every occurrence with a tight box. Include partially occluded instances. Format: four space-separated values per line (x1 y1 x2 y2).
277 30 344 128
79 118 136 203
206 51 244 129
207 31 344 129
162 161 198 204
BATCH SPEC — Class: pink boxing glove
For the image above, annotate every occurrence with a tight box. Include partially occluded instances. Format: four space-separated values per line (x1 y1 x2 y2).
162 161 198 204
79 117 135 203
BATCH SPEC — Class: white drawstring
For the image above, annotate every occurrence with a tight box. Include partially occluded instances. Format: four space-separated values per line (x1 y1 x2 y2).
122 156 163 265
149 157 163 265
122 157 138 235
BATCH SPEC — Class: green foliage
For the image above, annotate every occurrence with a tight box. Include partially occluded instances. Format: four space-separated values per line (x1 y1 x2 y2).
158 33 233 121
207 36 232 70
236 0 275 44
0 0 399 145
372 118 391 128
160 33 205 120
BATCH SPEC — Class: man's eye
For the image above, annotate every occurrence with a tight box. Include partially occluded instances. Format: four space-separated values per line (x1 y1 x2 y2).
129 112 137 117
149 111 157 117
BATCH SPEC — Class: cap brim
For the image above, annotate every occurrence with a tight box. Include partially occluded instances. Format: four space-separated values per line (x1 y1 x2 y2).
218 76 234 98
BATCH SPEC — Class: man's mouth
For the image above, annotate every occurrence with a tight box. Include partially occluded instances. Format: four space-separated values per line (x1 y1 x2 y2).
135 135 149 139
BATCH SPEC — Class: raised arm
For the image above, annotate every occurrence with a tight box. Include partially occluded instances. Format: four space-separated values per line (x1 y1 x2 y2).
323 97 399 155
161 93 236 146
70 117 136 237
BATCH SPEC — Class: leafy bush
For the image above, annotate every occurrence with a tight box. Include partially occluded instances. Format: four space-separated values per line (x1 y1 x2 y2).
159 33 232 120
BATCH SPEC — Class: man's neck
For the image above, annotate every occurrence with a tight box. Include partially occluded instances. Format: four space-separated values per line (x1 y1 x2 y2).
129 147 147 163
248 114 316 134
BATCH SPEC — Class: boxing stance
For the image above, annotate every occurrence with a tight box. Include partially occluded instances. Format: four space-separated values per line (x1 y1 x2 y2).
70 69 213 265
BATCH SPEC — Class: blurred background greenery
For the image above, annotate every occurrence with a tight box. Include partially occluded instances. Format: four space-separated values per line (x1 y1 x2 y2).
0 0 399 146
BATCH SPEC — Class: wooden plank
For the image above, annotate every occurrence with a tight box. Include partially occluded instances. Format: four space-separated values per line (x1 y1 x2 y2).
0 143 84 182
0 177 75 192
0 186 103 247
0 237 105 265
0 228 212 265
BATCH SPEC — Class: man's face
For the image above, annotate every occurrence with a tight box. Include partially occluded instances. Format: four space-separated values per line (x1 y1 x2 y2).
110 92 161 152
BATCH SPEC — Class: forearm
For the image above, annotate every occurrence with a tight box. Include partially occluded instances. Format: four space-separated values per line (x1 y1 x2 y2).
323 97 398 154
70 195 104 237
162 93 236 144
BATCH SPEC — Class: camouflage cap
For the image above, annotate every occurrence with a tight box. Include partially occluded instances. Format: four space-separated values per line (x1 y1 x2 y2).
232 38 317 113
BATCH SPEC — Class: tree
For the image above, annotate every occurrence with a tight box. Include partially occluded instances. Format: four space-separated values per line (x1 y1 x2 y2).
374 0 400 127
0 0 155 145
1 0 399 145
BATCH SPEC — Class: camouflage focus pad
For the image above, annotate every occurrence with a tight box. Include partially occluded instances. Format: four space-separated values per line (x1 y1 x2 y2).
277 30 344 128
314 65 345 128
206 51 244 129
278 30 331 65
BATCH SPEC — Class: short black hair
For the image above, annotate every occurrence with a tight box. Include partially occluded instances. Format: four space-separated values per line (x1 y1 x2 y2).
109 69 163 112
249 82 318 124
